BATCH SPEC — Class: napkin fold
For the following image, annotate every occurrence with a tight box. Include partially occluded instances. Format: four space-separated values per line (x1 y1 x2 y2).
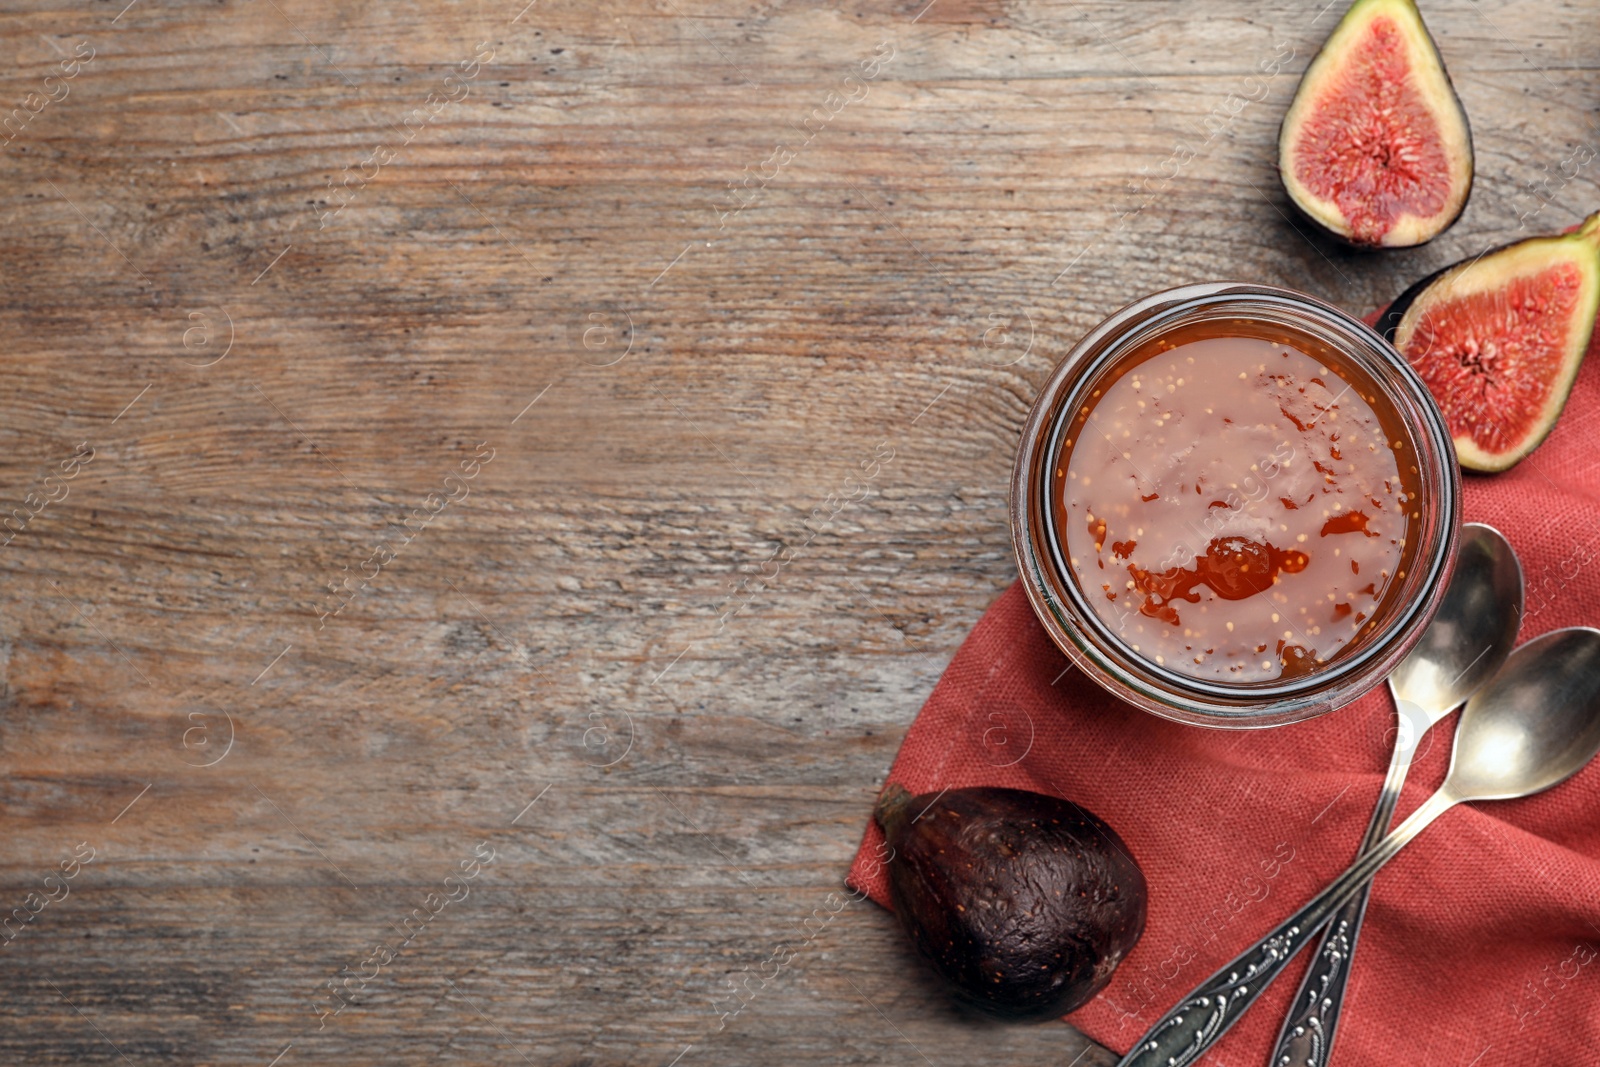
849 320 1600 1065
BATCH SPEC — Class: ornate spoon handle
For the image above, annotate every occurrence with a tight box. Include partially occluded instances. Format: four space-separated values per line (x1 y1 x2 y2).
1269 897 1366 1067
1115 789 1456 1067
1269 702 1425 1067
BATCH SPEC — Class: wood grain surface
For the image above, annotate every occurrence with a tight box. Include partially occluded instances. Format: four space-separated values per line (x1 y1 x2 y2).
1 0 1596 1063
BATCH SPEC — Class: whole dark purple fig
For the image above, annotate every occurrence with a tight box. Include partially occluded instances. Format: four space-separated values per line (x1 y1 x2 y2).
874 784 1146 1021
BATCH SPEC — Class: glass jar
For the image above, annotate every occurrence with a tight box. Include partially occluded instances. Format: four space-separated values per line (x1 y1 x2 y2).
1010 283 1460 728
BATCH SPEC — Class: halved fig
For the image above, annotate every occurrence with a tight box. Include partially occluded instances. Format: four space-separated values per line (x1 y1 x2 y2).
1279 0 1473 248
1377 212 1600 471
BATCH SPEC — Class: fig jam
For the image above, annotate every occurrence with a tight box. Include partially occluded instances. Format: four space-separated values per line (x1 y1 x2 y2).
1052 318 1425 684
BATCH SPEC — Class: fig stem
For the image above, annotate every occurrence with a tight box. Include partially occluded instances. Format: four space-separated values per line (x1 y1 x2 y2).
1578 210 1600 246
873 783 916 839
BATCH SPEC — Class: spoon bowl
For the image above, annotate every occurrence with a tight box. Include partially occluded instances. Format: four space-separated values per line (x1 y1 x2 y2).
1389 522 1525 716
1447 627 1600 801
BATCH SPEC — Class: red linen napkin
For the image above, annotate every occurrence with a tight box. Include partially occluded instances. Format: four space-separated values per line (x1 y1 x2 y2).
848 316 1600 1065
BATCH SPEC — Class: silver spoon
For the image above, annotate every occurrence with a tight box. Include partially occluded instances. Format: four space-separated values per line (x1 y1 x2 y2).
1118 626 1600 1067
1271 523 1523 1067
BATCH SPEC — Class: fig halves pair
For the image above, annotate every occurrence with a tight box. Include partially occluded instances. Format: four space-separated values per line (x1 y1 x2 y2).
1282 0 1600 471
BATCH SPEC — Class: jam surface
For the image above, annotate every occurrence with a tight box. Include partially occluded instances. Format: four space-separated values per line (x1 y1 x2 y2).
1053 319 1423 683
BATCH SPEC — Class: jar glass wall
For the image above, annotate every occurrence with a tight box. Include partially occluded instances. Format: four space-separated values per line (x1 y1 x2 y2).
1010 283 1461 728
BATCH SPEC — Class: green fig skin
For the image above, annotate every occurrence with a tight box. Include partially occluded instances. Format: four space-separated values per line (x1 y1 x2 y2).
874 784 1147 1022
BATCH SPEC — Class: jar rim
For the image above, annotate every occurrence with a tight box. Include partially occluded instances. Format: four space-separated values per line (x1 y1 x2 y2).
1010 282 1461 728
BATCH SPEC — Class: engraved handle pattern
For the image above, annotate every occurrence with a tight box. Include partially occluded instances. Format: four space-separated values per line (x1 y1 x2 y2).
1117 924 1315 1067
1271 699 1425 1067
1270 902 1362 1067
1115 789 1457 1067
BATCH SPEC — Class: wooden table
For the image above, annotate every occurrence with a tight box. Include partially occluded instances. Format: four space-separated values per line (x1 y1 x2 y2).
0 0 1590 1062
